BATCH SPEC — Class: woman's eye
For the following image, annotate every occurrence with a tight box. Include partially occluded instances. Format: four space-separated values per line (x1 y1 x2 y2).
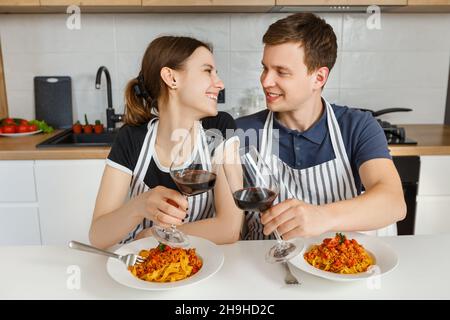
205 69 212 73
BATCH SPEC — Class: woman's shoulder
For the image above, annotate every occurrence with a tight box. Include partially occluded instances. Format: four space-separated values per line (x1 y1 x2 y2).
201 111 236 138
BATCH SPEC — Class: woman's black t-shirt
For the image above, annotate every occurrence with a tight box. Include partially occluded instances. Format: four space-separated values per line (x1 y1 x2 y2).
106 111 236 192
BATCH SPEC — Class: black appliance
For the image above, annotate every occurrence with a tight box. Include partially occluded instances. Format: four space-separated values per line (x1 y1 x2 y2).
357 107 420 235
357 107 417 145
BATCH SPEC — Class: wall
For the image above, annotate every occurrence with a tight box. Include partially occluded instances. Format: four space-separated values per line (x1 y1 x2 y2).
0 12 449 125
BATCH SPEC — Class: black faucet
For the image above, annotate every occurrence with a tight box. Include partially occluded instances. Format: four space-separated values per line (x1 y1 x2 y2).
95 66 123 132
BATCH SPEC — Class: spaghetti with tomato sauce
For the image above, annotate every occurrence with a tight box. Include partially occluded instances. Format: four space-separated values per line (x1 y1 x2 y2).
128 243 202 282
304 233 374 274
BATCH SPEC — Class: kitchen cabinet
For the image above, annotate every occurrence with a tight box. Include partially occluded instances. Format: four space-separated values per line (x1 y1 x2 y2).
408 0 450 4
415 156 450 235
0 160 41 245
34 159 105 245
0 206 41 245
0 1 39 5
39 0 141 5
276 0 407 4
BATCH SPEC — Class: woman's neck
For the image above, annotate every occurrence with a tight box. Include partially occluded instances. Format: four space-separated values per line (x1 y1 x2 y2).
154 101 197 162
275 94 324 132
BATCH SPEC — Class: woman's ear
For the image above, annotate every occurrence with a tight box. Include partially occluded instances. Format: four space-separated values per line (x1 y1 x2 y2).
160 67 178 89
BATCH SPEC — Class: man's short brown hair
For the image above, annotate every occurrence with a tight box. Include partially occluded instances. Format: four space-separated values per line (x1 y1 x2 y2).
263 13 337 74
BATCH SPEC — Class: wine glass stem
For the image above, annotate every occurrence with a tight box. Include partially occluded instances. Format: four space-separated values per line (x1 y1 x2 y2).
273 229 285 245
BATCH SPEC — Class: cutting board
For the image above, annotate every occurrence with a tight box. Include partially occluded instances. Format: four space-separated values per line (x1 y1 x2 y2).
34 76 73 129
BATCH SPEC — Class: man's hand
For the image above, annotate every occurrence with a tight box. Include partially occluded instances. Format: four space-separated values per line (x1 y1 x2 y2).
261 199 334 240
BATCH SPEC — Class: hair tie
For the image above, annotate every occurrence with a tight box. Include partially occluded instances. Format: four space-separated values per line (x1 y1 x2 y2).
134 74 151 101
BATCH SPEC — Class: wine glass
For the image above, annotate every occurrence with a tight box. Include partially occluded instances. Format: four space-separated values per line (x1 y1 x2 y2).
151 122 223 247
223 145 302 263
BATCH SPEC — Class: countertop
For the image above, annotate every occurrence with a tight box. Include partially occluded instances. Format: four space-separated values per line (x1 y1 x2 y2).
0 235 449 299
1 125 450 160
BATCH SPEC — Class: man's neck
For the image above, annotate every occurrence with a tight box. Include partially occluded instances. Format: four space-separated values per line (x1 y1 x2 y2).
275 95 324 132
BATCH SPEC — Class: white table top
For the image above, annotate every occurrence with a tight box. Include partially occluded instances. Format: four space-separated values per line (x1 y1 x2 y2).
1 234 449 300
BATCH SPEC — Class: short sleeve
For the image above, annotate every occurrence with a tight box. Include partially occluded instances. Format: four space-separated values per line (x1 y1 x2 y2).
353 112 392 170
202 111 237 141
106 125 145 175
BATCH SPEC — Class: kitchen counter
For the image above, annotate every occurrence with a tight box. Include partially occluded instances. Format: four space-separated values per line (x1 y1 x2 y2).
1 125 450 160
0 130 110 160
0 235 449 299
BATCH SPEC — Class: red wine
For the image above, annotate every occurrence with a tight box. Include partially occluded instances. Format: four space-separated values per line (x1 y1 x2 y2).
232 187 278 212
172 170 217 196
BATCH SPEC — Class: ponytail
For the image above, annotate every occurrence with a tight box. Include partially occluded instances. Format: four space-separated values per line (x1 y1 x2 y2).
123 77 155 126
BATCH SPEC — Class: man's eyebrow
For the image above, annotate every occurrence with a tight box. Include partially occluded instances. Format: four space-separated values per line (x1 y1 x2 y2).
261 62 291 70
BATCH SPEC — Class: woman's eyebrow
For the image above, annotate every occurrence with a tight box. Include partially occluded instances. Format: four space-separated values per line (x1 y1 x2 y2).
202 64 214 69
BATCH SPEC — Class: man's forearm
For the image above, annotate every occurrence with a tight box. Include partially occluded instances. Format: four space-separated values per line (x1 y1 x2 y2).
321 183 407 232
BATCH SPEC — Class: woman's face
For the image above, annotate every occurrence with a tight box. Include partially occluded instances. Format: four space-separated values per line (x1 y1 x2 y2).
175 47 224 118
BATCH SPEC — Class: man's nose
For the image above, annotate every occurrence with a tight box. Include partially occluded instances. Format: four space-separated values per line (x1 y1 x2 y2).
261 71 275 88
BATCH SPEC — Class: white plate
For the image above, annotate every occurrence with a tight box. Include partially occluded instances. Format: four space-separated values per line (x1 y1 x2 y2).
288 232 398 282
0 130 42 137
107 236 224 290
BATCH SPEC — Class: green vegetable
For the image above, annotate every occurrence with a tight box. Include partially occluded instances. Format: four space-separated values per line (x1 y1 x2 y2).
336 232 346 244
157 243 166 252
29 119 54 133
95 120 101 125
84 114 89 125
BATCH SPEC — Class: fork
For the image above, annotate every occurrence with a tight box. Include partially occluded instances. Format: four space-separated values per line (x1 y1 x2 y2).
282 262 300 285
68 241 145 267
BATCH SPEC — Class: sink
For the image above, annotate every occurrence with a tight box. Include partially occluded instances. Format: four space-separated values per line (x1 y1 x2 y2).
36 129 118 148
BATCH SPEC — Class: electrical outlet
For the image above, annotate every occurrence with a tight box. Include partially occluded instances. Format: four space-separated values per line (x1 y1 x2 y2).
217 89 225 104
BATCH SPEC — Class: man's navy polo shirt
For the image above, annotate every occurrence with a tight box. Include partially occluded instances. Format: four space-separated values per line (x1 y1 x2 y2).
235 104 391 194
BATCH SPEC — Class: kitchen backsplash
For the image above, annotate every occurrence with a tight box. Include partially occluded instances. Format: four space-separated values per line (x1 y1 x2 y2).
0 12 449 125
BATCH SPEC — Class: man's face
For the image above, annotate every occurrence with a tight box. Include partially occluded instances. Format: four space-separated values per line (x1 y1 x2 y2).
260 42 319 113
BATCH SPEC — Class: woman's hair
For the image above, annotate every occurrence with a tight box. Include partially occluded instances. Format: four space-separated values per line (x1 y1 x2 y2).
124 36 212 126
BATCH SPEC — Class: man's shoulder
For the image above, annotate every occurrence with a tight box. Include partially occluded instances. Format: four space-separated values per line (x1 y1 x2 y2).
331 103 374 128
235 109 269 131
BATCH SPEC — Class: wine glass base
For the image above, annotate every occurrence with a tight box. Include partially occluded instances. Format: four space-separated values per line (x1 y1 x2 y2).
265 241 303 263
151 226 190 248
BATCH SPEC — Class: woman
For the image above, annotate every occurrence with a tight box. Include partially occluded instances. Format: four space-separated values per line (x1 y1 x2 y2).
89 36 243 249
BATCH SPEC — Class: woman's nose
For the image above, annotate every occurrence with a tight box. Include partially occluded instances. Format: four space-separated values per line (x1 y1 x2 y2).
215 77 225 91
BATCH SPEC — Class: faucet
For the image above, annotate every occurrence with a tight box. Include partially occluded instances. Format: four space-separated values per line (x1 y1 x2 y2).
95 66 123 132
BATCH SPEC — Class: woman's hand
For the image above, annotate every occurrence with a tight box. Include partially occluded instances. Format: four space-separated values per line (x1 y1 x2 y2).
136 186 188 228
260 199 334 240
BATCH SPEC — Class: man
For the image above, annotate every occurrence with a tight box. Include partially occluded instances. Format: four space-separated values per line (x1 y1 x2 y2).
236 12 406 240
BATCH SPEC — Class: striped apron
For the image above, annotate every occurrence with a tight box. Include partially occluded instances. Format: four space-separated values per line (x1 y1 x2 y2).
120 118 215 244
244 99 397 240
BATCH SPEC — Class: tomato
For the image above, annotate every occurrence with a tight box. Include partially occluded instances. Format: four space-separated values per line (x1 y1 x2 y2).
3 125 16 134
17 124 29 133
19 119 29 126
28 124 38 132
94 124 104 134
83 125 93 134
3 118 15 126
72 122 82 134
0 127 3 134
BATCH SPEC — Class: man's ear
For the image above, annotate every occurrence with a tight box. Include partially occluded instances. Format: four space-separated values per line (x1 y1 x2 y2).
160 67 178 89
314 66 330 90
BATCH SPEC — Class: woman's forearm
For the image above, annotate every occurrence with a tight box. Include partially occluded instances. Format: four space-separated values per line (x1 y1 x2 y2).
177 213 243 244
89 198 143 249
321 182 407 232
